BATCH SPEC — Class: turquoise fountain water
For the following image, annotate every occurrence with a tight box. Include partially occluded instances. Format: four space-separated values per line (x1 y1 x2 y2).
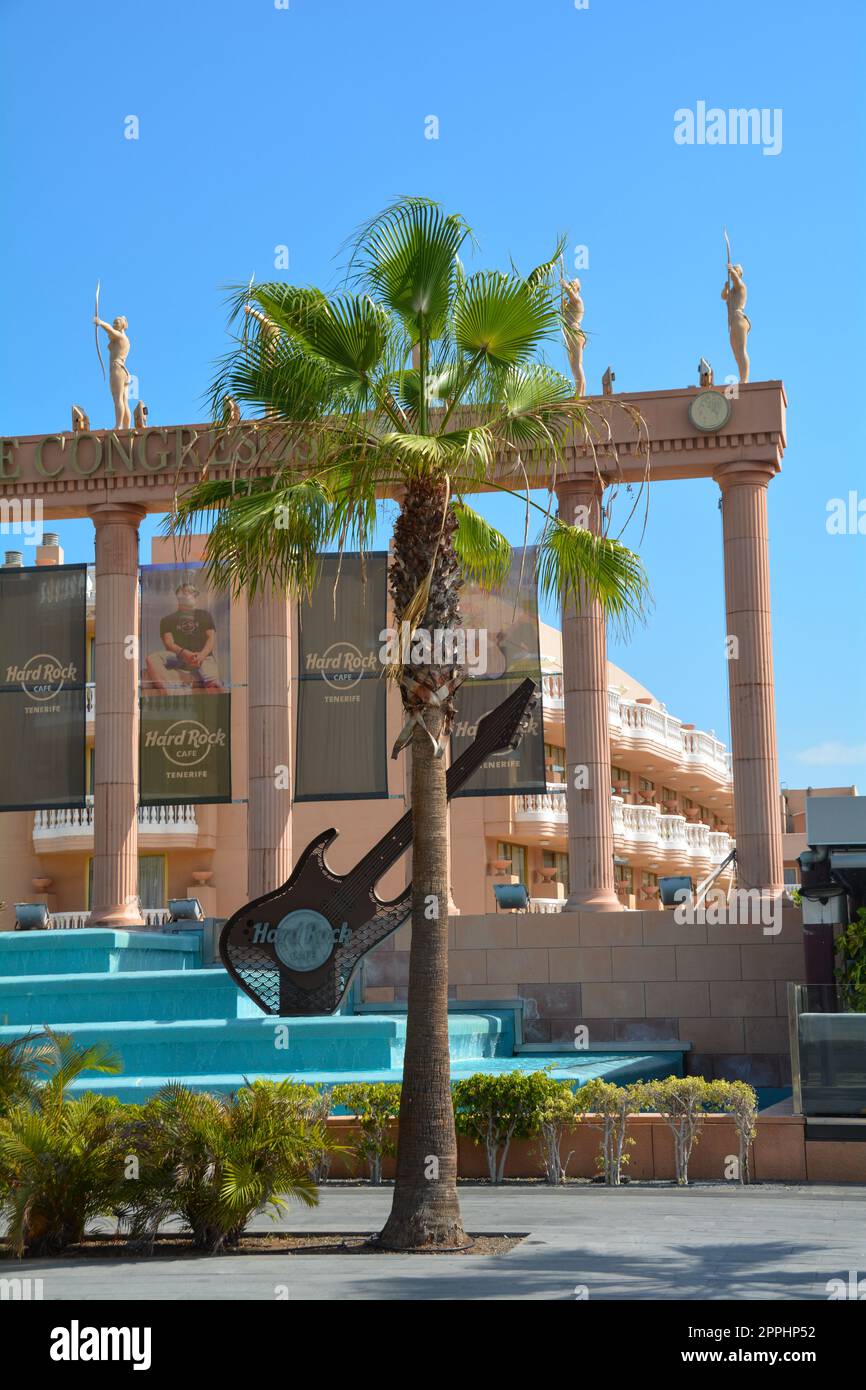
0 929 683 1102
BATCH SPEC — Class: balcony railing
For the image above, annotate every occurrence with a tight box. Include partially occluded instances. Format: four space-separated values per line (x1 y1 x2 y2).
541 672 732 781
46 908 173 930
513 789 733 864
33 802 198 845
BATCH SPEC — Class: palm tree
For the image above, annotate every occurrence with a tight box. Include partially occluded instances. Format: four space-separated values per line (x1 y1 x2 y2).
169 197 649 1249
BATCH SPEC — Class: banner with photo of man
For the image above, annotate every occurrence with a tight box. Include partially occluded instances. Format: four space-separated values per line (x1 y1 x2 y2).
294 551 388 800
451 547 545 797
139 563 232 803
0 564 87 809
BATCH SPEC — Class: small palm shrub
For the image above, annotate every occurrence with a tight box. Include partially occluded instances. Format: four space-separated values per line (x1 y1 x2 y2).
574 1079 649 1185
276 1081 335 1183
0 1032 55 1116
452 1071 553 1183
121 1081 324 1253
0 1031 125 1256
332 1083 401 1185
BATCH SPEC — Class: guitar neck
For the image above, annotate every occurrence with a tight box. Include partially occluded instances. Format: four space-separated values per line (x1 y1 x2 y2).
343 730 505 896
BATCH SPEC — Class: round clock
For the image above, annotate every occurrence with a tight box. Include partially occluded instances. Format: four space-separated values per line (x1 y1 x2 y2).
274 909 335 972
688 389 732 433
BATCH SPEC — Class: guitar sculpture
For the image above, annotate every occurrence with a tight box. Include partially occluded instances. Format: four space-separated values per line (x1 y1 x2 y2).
220 678 538 1016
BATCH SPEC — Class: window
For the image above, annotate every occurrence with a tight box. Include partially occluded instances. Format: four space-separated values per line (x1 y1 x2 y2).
542 849 570 893
88 856 167 910
783 866 799 886
614 862 633 888
544 743 566 782
639 777 655 794
138 856 166 910
497 841 527 886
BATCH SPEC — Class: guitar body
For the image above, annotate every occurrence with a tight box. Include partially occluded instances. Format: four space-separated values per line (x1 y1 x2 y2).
220 828 412 1016
219 678 538 1017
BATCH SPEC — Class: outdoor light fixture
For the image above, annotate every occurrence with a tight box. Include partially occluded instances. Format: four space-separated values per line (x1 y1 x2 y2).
659 848 738 910
168 898 204 923
14 903 50 931
493 883 530 912
658 876 694 907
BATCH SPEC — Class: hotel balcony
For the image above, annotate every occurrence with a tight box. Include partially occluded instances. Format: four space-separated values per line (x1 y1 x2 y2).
539 672 732 805
33 801 200 853
509 787 733 870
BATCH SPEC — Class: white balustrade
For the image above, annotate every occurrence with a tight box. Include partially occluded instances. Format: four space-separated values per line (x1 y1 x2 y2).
34 803 197 843
513 790 568 823
47 907 173 930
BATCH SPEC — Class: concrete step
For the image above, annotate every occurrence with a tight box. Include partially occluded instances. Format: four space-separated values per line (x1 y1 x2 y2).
0 928 200 978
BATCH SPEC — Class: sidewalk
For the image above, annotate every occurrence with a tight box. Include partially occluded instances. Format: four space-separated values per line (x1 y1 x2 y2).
10 1184 866 1300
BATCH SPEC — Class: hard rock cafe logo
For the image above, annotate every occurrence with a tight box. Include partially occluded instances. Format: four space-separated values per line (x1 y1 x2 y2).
144 719 226 767
8 653 77 701
304 641 377 691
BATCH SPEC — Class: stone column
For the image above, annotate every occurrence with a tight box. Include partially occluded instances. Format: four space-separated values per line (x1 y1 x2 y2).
715 461 784 892
247 584 292 899
556 478 620 911
89 503 146 927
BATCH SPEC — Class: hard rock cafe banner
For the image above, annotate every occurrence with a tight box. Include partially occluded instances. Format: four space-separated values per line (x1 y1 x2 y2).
139 563 232 804
294 552 388 801
451 547 546 797
0 564 87 810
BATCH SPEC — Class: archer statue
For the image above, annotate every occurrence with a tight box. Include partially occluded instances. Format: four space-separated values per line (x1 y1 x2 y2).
93 302 133 429
721 232 751 384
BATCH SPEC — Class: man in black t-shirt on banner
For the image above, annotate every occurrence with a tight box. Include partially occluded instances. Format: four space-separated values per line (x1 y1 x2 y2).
144 583 224 693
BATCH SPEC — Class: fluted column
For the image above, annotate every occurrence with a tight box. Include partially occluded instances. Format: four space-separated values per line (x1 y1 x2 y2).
715 461 783 891
247 584 292 899
89 502 146 927
557 478 619 911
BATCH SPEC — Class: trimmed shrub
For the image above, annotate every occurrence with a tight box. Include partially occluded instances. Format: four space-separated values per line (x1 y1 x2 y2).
713 1079 759 1184
574 1079 649 1185
536 1081 582 1184
645 1075 716 1186
452 1071 553 1183
331 1082 401 1185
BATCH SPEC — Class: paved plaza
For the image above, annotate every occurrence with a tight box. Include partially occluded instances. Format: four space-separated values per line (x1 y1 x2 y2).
11 1184 866 1301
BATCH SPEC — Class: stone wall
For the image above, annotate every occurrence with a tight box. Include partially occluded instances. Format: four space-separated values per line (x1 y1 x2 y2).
363 905 806 1087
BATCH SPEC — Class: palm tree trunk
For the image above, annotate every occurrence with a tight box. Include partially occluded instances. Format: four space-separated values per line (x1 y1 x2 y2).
379 478 468 1249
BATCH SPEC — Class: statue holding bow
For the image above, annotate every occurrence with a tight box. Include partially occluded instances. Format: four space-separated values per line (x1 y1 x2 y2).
93 282 133 429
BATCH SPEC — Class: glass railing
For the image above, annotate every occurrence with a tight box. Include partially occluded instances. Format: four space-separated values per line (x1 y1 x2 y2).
789 983 866 1117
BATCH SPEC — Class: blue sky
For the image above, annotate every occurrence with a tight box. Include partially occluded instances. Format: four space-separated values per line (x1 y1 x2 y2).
1 0 863 788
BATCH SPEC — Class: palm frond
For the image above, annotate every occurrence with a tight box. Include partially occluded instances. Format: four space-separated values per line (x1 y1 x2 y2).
536 519 651 635
452 271 560 368
452 502 512 589
347 196 471 341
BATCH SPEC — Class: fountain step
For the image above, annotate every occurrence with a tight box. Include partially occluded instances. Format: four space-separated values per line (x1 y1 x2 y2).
0 1012 504 1087
0 967 246 1026
0 928 200 978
